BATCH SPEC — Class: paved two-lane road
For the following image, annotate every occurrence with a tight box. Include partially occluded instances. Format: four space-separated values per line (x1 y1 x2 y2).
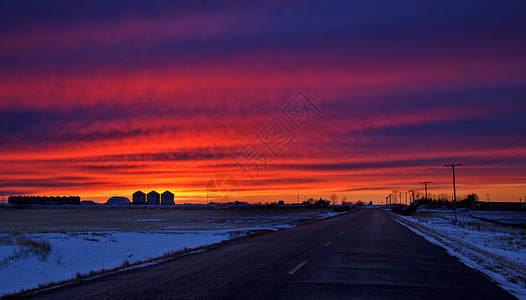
29 209 515 299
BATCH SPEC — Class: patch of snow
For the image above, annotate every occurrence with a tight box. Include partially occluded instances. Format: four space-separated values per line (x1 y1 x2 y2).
0 245 16 258
316 212 344 219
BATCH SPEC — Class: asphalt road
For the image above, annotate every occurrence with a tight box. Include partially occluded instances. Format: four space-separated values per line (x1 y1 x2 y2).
28 209 515 299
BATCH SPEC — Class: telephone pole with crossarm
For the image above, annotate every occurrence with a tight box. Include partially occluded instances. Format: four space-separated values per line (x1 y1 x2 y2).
444 164 462 224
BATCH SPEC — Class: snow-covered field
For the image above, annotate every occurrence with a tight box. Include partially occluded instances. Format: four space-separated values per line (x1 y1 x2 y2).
0 231 232 296
391 210 526 299
469 211 526 226
0 208 339 233
0 208 342 296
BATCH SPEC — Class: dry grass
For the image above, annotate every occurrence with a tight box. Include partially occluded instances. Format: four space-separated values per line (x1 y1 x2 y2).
0 235 53 267
82 237 99 242
11 236 52 261
0 235 15 246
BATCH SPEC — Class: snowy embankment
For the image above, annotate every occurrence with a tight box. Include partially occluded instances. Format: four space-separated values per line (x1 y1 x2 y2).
0 211 343 296
390 211 526 299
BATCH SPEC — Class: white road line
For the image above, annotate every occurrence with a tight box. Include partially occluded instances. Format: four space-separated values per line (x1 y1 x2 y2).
288 261 308 275
323 241 332 247
338 232 344 236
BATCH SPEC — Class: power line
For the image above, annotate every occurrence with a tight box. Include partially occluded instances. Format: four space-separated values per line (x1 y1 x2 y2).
467 133 526 166
482 146 526 164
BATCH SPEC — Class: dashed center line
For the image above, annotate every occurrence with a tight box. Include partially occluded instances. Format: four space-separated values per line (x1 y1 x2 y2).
323 241 332 247
338 232 344 236
288 261 308 275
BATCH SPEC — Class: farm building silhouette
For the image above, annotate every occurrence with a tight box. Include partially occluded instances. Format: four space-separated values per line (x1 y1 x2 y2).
131 190 175 205
8 196 80 205
106 196 131 205
147 190 160 205
161 191 174 205
133 190 146 204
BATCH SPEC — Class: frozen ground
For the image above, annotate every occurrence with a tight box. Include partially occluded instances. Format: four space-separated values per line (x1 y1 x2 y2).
469 211 526 226
0 209 343 296
390 210 526 299
0 208 340 233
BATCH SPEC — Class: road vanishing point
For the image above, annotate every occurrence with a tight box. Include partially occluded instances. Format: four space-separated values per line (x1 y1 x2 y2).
28 209 516 300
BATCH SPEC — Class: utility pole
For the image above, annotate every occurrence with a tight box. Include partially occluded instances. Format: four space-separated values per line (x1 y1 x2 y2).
444 163 462 224
487 194 489 203
420 181 431 211
405 192 408 205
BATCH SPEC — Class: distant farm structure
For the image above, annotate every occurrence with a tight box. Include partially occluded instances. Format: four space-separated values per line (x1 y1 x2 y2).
132 190 146 204
147 191 160 205
8 196 80 205
161 191 174 205
130 190 176 205
106 196 131 205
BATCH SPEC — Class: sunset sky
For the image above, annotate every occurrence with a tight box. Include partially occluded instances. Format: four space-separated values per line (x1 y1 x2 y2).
1 1 525 204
